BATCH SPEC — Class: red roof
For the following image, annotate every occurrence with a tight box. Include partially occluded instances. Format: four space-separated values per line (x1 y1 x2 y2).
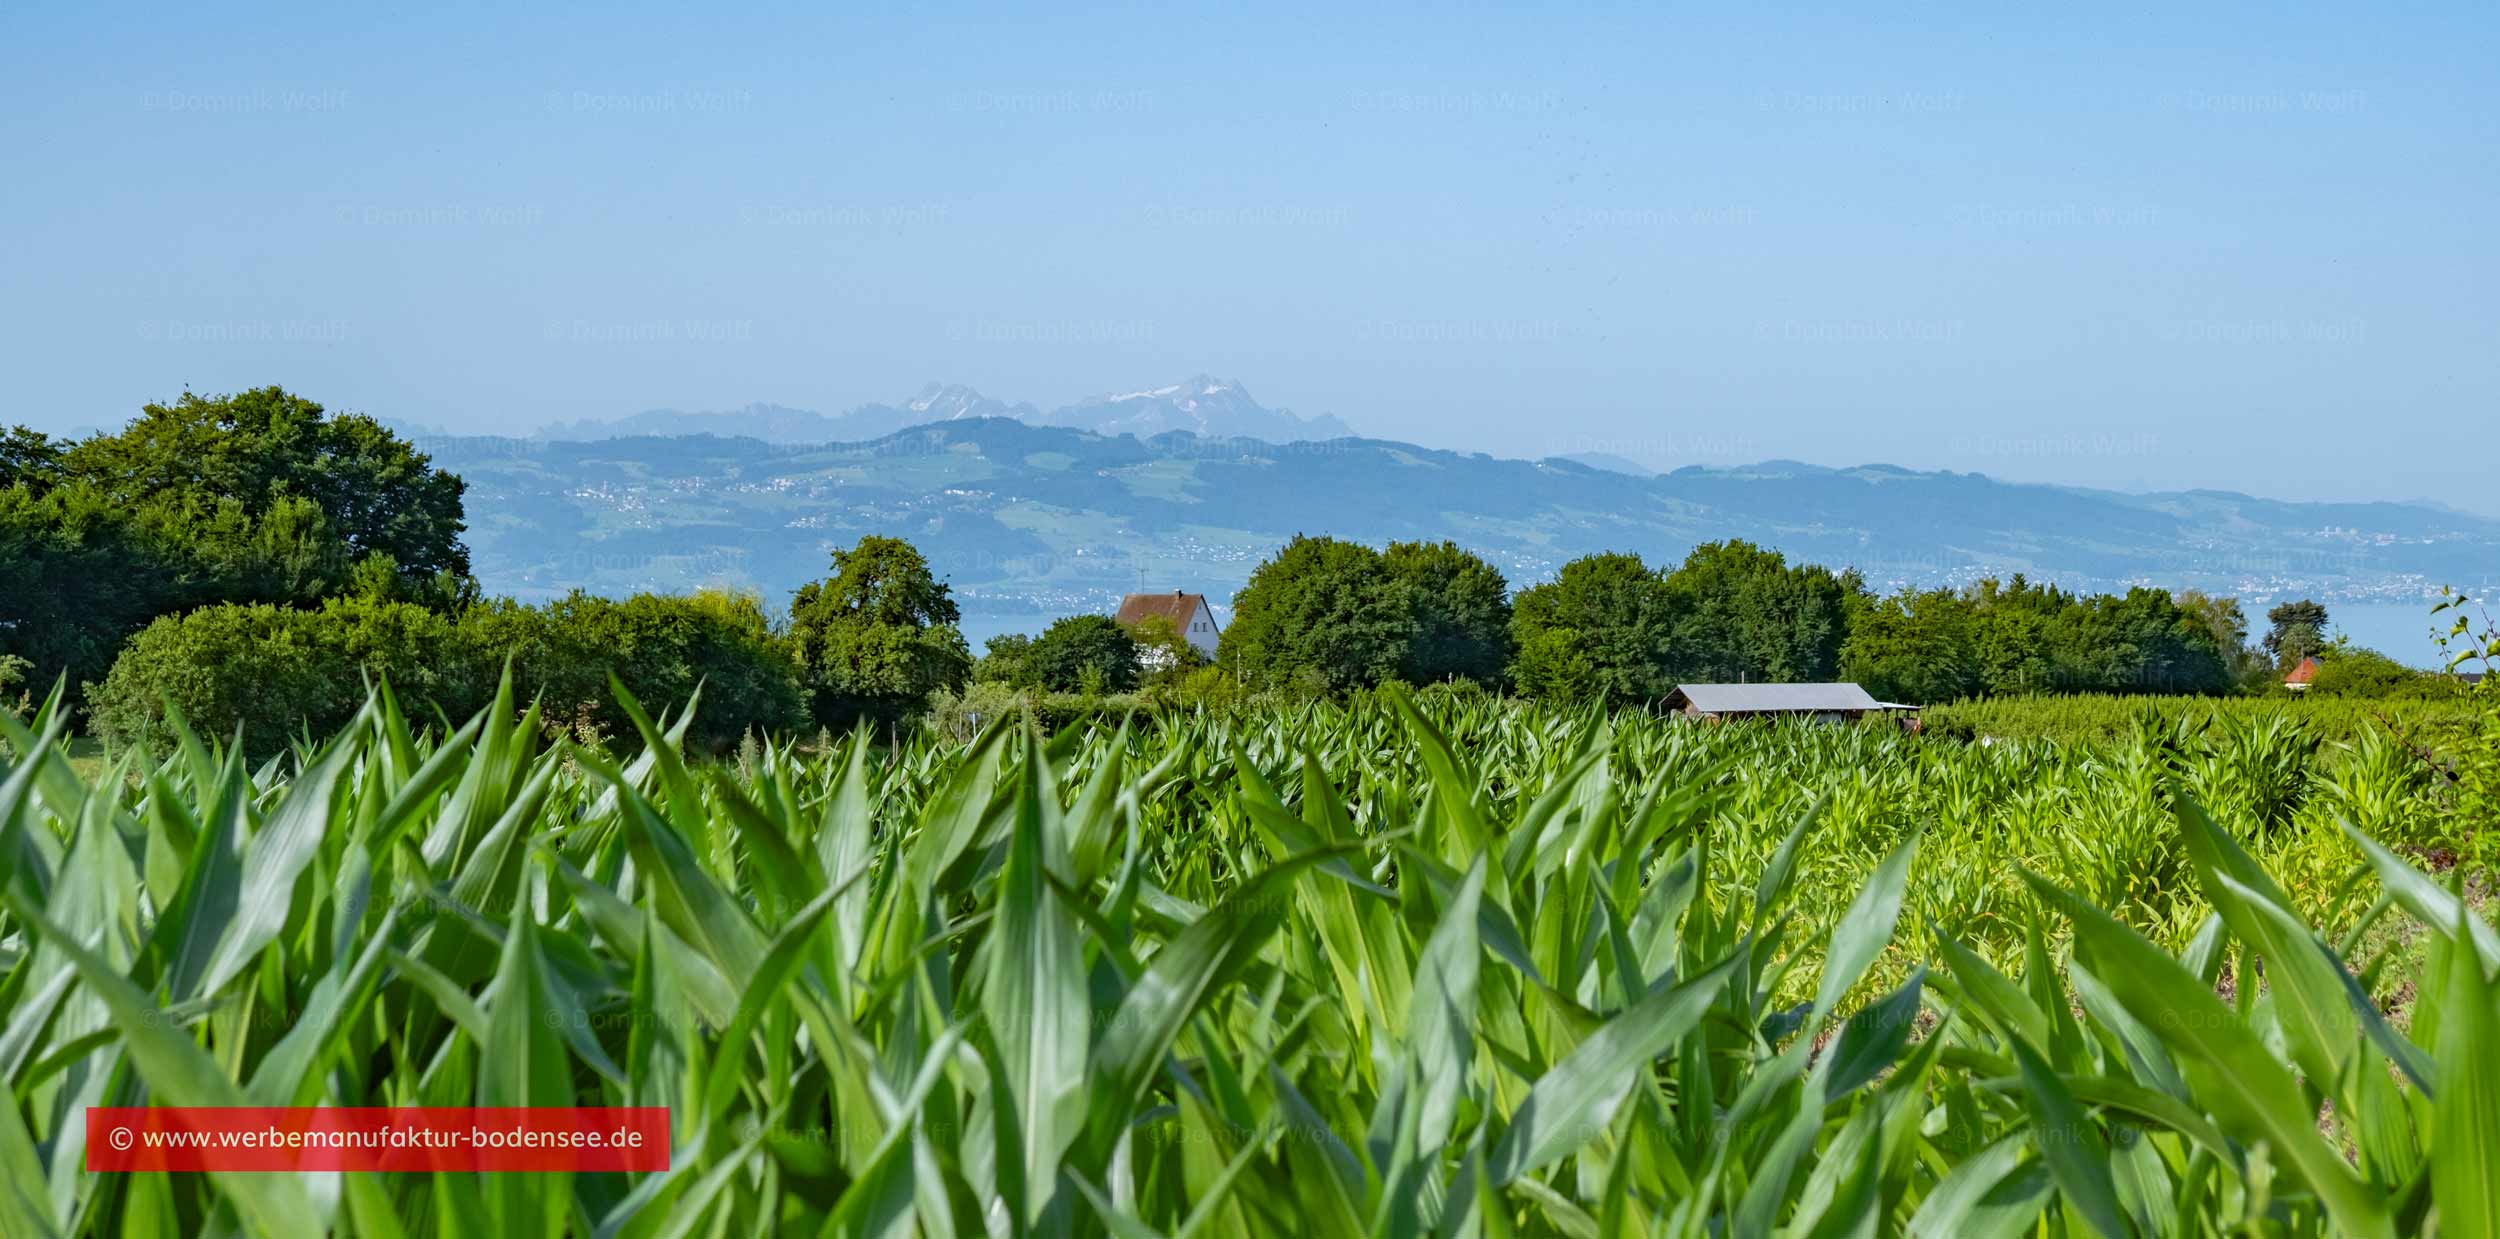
1115 590 1209 628
2284 656 2322 685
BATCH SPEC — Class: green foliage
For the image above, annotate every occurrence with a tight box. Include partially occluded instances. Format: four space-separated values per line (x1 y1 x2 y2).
1507 551 1678 705
1122 612 1207 683
0 652 30 712
0 425 61 487
460 589 808 751
0 391 471 698
85 595 474 756
2434 590 2500 871
1661 538 1856 682
4 680 2495 1235
2307 648 2457 699
1219 534 1417 693
1843 575 2234 703
87 589 806 757
1025 614 1142 693
786 535 973 729
1382 538 1512 685
2267 598 2332 665
975 631 1038 685
58 387 469 578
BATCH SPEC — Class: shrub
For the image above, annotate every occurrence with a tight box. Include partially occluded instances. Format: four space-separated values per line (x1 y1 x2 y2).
86 596 475 756
458 589 808 751
1025 614 1140 693
0 652 31 713
90 589 809 758
2308 648 2460 700
924 680 1147 740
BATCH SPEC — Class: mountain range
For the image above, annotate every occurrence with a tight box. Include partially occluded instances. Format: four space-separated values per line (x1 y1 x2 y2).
535 377 1355 446
417 417 2500 630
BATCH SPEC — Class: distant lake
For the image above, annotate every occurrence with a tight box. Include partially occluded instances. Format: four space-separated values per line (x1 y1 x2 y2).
2315 600 2474 669
957 611 1083 650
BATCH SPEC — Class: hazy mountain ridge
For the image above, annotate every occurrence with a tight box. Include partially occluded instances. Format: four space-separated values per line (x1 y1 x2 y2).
424 417 2500 618
535 376 1350 446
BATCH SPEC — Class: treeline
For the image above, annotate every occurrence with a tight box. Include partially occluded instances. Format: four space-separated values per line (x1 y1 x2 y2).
3 387 2454 755
2 389 471 697
76 533 976 757
3 390 978 754
1201 534 2249 705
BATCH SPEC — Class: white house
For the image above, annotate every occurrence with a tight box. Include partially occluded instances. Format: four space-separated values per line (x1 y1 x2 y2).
1116 590 1222 668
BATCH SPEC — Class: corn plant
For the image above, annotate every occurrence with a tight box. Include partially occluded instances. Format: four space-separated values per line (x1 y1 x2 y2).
0 676 2495 1235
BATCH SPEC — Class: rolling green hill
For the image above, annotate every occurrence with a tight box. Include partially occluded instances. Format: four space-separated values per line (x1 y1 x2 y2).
425 418 2500 622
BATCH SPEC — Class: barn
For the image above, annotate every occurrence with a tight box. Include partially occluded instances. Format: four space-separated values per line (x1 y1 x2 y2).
1662 682 1913 725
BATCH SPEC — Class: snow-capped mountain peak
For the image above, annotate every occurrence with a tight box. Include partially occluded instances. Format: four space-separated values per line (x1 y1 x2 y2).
1047 375 1348 442
904 383 1004 419
539 375 1355 446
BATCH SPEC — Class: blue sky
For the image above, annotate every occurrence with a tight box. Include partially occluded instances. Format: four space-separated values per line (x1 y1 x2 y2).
6 1 2495 510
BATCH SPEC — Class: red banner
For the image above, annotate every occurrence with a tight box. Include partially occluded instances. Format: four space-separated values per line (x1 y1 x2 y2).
86 1107 671 1173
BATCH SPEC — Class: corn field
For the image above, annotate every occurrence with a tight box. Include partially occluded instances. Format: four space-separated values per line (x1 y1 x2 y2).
2 677 2496 1236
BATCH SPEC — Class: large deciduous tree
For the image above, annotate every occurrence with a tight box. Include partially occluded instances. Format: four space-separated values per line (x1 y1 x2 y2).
60 387 469 579
786 535 972 728
2 389 472 701
2264 598 2331 667
1660 540 1857 684
1219 535 1417 694
1507 552 1679 706
1383 539 1512 686
1027 614 1142 693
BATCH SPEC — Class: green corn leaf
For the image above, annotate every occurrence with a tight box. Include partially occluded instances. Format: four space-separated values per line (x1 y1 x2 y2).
2432 901 2500 1239
1815 830 1920 1022
1488 952 1739 1185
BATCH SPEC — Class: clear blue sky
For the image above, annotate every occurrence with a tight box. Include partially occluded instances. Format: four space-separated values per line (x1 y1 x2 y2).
6 1 2495 510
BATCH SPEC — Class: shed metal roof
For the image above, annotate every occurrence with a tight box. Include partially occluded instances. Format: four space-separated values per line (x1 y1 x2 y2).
1666 682 1886 714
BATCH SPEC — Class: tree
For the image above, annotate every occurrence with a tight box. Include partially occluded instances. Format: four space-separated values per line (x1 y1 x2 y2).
1383 540 1512 686
1507 553 1679 706
2174 590 2248 656
1660 540 1857 683
2070 586 2236 694
2 392 474 701
86 596 477 758
786 536 972 728
2308 648 2453 699
0 426 60 491
974 633 1039 686
60 387 469 580
1220 535 1416 694
462 589 809 751
2264 599 2330 666
1838 588 1981 704
1123 614 1205 683
1026 614 1141 693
